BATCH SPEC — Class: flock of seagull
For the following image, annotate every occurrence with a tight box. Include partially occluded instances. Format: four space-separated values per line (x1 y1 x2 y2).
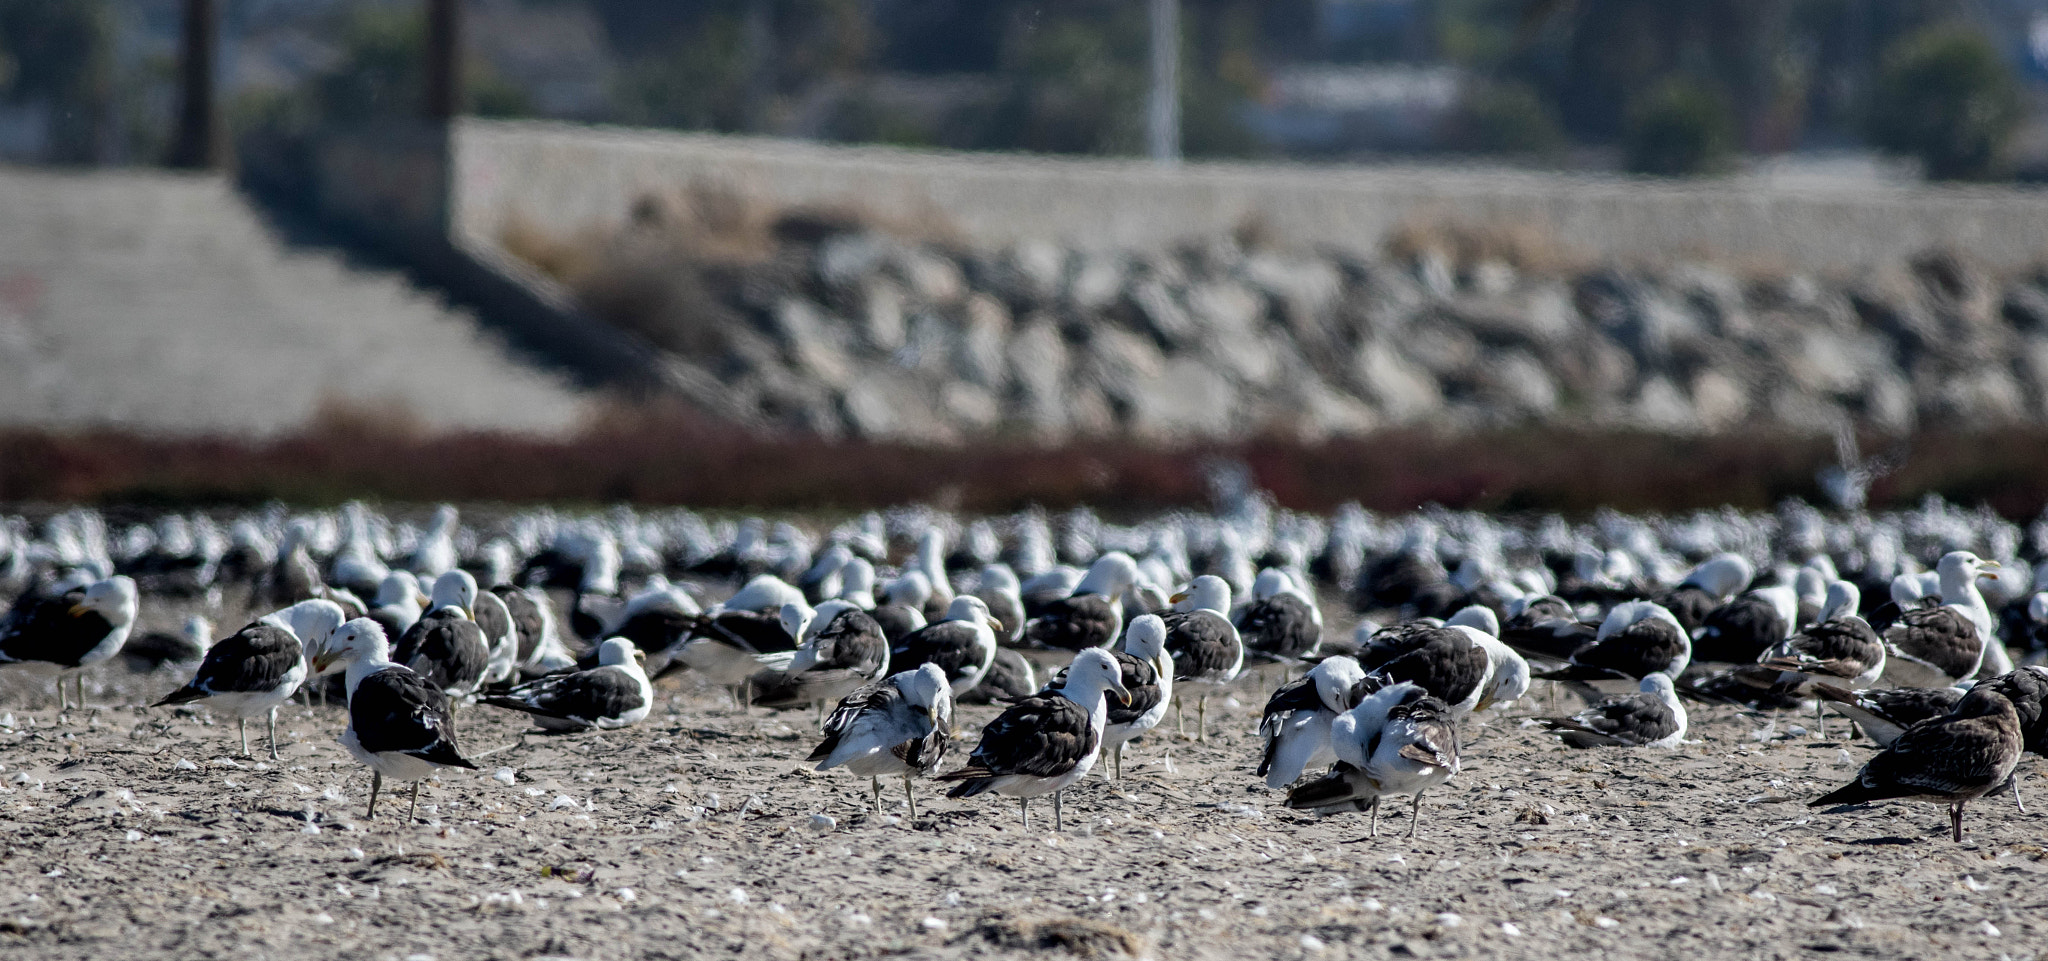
2 494 2047 841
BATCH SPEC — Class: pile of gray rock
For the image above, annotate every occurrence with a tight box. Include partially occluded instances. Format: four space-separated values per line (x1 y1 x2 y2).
626 227 2048 443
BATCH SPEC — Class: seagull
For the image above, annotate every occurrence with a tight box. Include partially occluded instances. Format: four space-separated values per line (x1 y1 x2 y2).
1022 553 1140 652
1285 681 1460 838
367 571 427 642
887 595 1000 696
391 570 489 701
1162 575 1244 742
489 584 576 675
938 648 1131 832
313 618 478 822
807 663 953 818
1356 617 1492 715
1101 614 1173 779
1693 585 1797 664
1653 554 1754 634
471 586 520 688
1543 675 1687 748
959 648 1039 705
1720 581 1885 735
870 572 932 644
1235 568 1323 666
152 620 307 759
750 608 890 712
1258 655 1368 789
0 575 138 708
1881 552 1999 689
973 564 1026 647
1532 600 1690 683
1811 685 2023 842
481 637 652 731
1498 594 1596 660
672 602 809 697
1814 683 1968 747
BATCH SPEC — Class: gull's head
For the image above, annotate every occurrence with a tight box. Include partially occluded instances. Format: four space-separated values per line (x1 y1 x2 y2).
1252 567 1293 601
778 602 815 642
313 618 389 674
1939 550 1999 584
74 576 139 625
979 563 1021 594
840 557 876 596
1445 605 1499 637
943 594 1000 635
885 570 933 607
375 570 422 608
1821 581 1861 622
596 637 639 669
1172 575 1232 615
430 569 478 617
1078 552 1141 598
1120 613 1169 661
1066 648 1131 706
1310 655 1367 712
1684 554 1754 599
1639 673 1678 699
905 662 955 728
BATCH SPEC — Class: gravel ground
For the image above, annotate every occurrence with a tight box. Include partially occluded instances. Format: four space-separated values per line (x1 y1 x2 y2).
0 595 2042 961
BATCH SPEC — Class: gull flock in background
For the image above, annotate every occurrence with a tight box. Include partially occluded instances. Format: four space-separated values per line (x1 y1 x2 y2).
3 491 2048 845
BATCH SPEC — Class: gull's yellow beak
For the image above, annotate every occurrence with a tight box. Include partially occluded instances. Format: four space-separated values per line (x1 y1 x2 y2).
986 617 1005 633
67 603 89 617
1110 683 1132 707
1169 591 1189 605
1982 560 2003 580
311 653 336 674
633 649 647 663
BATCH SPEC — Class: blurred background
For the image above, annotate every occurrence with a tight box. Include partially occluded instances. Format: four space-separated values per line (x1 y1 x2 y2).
9 0 2048 514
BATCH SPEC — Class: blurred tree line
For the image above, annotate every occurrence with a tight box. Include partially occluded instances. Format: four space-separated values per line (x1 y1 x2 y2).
3 0 2039 179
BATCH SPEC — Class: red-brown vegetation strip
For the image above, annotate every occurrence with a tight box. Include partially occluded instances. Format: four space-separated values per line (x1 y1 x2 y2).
1 411 2043 516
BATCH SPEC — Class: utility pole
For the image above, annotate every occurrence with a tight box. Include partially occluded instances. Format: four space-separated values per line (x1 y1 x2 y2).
1147 0 1182 165
166 0 219 168
425 0 463 121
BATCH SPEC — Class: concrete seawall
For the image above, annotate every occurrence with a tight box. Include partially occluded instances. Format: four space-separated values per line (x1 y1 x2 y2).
452 119 2048 275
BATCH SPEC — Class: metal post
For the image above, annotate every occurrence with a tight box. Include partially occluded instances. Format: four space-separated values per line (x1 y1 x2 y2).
425 0 463 121
1147 0 1181 165
166 0 218 168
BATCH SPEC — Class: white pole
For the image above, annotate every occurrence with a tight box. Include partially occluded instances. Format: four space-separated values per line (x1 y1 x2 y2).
1148 0 1181 165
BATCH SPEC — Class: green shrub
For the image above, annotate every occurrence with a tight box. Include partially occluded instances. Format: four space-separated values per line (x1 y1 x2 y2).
1623 79 1736 176
1868 26 2020 181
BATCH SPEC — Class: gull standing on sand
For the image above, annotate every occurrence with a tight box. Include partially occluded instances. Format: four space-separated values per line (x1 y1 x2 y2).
939 648 1131 832
1258 655 1369 789
1811 685 2023 842
1100 614 1173 779
1286 681 1460 838
807 663 953 818
1162 575 1244 742
152 620 307 758
314 619 478 821
0 575 138 709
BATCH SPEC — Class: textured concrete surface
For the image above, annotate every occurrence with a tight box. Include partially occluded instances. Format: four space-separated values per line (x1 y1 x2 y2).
455 119 2048 274
0 166 594 436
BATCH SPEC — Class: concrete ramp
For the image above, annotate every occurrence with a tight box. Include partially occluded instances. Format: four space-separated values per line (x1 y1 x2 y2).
0 166 593 436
